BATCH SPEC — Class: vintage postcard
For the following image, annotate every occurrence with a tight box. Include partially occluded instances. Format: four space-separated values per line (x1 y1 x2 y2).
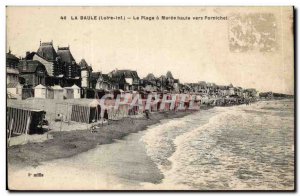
6 6 294 191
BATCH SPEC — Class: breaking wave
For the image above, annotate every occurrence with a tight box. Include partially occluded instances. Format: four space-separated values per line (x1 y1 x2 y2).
141 100 294 190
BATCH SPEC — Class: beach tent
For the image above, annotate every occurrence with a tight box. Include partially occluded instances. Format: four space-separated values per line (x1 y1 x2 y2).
63 85 81 99
63 86 74 99
72 85 81 99
113 89 124 99
34 84 47 99
46 86 54 99
7 83 23 99
7 107 46 137
52 85 64 100
70 99 102 123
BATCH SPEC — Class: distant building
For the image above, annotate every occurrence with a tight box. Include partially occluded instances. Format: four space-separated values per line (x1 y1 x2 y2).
56 46 81 87
173 79 180 93
6 50 22 99
79 59 93 89
25 41 81 87
141 73 158 92
235 87 244 97
244 88 258 98
218 85 230 97
157 75 167 91
34 41 61 77
18 60 47 87
90 72 113 91
229 84 235 95
79 59 93 98
6 50 20 85
165 71 175 91
181 83 192 93
259 91 273 99
108 69 140 91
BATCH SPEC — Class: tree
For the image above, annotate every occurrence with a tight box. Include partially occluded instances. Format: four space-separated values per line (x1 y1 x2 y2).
166 71 174 79
145 73 155 81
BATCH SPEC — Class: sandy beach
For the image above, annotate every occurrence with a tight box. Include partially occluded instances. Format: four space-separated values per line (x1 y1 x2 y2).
8 100 294 190
8 109 196 170
8 108 200 190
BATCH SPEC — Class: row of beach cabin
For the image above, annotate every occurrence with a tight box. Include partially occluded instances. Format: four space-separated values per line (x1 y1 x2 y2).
34 84 81 99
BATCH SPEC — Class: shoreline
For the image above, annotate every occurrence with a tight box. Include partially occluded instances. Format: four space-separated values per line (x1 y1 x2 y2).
8 109 198 170
7 99 294 190
7 99 274 169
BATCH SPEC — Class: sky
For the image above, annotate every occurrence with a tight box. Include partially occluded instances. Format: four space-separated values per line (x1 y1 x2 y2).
6 6 294 94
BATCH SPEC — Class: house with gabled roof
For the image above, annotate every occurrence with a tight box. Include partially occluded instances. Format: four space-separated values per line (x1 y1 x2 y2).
28 41 63 86
141 73 159 92
6 50 23 99
56 46 81 87
18 60 47 87
108 69 140 91
90 72 114 91
23 41 81 87
79 59 93 88
6 50 20 85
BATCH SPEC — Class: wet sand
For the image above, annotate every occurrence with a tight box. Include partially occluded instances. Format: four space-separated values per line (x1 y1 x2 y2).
8 131 165 190
8 110 195 170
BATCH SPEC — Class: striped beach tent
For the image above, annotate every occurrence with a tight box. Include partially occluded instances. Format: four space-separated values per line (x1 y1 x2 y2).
7 107 32 136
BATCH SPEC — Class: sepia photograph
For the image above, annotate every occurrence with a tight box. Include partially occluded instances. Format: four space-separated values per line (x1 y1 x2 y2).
6 6 295 191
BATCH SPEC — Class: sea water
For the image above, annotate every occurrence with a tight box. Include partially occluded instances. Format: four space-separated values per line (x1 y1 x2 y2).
8 100 294 190
141 99 294 190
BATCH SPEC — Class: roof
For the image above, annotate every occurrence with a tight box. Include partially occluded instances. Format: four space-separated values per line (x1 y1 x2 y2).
159 75 166 81
57 47 75 64
109 69 140 82
32 54 54 76
91 72 101 81
112 70 139 78
145 73 156 81
6 52 19 61
52 85 63 90
35 84 46 89
25 52 36 60
91 72 112 83
198 81 207 87
79 59 88 68
218 85 229 90
71 84 81 89
37 42 58 61
244 88 257 93
102 74 111 82
7 83 20 88
18 60 47 74
79 59 93 71
166 71 174 79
